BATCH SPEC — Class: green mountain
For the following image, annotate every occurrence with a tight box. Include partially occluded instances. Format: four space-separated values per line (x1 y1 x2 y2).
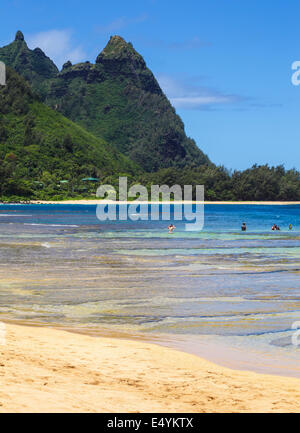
0 67 138 199
1 31 299 201
0 31 58 97
0 32 210 172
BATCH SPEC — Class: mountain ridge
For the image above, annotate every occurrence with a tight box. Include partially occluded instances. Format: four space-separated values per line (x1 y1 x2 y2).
2 31 299 201
0 31 58 97
0 31 211 172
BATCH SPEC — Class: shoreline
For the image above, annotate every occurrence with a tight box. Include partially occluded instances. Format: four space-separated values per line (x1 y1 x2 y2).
3 317 300 379
1 322 300 412
1 200 300 205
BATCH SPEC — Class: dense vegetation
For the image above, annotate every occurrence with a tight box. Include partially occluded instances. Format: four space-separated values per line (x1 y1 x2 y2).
0 67 138 201
102 164 300 201
0 33 210 172
0 31 58 98
135 165 300 201
0 31 300 201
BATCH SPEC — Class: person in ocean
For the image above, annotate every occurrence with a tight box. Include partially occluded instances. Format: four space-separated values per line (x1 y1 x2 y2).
168 224 176 234
289 224 293 230
241 222 247 232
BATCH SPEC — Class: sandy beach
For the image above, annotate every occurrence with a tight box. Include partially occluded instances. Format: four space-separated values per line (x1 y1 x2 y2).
0 323 300 413
28 200 300 205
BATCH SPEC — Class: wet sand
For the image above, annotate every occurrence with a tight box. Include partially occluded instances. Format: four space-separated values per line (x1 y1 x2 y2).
0 323 300 413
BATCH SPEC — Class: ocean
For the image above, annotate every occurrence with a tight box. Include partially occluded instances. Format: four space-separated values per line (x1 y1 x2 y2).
0 203 300 377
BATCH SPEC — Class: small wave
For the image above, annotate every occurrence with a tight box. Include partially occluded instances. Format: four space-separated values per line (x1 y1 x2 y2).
24 223 79 227
41 242 51 248
0 214 33 217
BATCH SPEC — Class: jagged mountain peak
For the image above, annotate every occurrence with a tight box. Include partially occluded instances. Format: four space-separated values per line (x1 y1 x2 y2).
0 32 210 172
108 35 127 45
96 35 145 68
15 30 25 42
0 31 59 88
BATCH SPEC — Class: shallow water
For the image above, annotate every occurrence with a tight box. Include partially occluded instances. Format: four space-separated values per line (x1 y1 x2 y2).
0 204 300 377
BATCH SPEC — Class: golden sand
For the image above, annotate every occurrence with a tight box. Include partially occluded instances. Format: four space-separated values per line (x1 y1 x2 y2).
0 323 299 413
31 200 300 205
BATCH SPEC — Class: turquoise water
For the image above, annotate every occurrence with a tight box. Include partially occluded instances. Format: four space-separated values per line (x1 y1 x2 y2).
0 204 300 377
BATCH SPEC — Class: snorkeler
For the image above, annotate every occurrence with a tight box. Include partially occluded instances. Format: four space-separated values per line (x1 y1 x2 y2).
241 222 247 232
168 224 176 234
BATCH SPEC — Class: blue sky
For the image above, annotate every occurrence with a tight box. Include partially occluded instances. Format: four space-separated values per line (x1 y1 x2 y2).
1 0 300 170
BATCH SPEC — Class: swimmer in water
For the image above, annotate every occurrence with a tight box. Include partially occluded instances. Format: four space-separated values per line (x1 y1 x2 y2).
241 222 247 232
168 224 176 234
272 224 280 231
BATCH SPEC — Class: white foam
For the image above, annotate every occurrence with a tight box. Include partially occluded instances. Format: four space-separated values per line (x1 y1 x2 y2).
24 223 79 227
0 214 33 217
41 242 51 248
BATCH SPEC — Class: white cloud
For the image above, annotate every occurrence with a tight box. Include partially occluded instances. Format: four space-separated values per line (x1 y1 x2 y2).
96 14 148 34
167 37 211 50
170 96 232 108
157 74 241 110
136 36 211 51
27 29 86 69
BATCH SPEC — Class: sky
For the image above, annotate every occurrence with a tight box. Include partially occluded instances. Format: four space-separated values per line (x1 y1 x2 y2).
1 0 300 171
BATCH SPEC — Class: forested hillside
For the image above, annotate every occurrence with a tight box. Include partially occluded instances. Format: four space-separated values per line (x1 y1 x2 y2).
0 67 138 200
0 31 300 201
